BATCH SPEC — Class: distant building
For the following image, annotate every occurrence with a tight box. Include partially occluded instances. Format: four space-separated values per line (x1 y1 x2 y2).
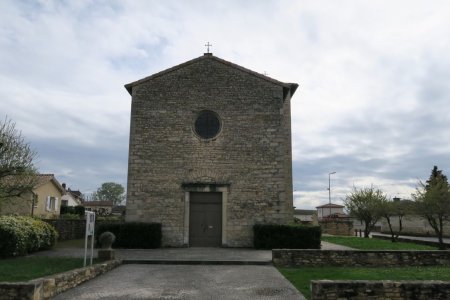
316 203 347 220
294 209 318 225
82 200 113 216
60 183 84 207
0 174 64 218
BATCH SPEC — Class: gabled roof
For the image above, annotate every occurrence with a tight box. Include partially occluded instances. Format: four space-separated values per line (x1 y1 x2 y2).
294 209 316 215
124 53 298 100
316 203 345 209
33 174 65 194
82 200 114 207
67 189 83 199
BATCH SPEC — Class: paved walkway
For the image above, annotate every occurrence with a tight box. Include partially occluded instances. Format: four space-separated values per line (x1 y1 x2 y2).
371 232 450 246
52 264 305 300
32 247 272 264
33 241 348 261
33 243 349 299
321 241 354 250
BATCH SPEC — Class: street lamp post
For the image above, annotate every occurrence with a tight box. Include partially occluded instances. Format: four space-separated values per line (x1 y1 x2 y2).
328 172 336 217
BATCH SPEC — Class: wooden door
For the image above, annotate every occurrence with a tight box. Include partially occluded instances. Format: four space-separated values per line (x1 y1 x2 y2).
189 192 222 247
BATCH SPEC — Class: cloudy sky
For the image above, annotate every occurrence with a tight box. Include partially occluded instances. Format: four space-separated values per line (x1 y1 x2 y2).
1 1 449 209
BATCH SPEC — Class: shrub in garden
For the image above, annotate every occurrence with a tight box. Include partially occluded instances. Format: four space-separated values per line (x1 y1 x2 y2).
59 213 82 220
0 216 58 257
60 205 85 216
253 224 321 249
74 205 85 216
60 205 73 215
96 222 161 248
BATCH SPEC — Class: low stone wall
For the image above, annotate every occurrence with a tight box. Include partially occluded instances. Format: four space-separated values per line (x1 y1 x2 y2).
319 220 353 236
0 260 121 300
311 280 450 300
272 249 450 267
0 282 41 300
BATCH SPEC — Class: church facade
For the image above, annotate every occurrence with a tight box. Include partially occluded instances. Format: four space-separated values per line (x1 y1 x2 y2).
125 53 298 247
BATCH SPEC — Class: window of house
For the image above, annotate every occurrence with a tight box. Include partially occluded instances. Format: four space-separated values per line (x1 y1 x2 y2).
46 196 58 212
61 200 69 206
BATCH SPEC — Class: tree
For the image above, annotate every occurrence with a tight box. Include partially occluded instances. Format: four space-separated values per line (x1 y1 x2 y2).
0 117 38 205
378 197 413 242
413 166 450 250
344 186 386 238
92 182 125 205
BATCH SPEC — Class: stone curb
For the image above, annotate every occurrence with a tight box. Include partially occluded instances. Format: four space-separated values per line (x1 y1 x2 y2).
122 259 272 265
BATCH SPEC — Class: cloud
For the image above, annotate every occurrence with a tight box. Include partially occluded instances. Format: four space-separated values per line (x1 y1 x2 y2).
1 0 450 204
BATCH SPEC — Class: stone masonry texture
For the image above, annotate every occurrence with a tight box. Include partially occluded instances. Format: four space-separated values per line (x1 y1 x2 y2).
311 280 450 300
272 249 450 267
125 54 298 247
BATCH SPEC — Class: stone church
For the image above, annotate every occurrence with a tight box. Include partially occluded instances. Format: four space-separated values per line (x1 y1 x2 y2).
124 53 298 247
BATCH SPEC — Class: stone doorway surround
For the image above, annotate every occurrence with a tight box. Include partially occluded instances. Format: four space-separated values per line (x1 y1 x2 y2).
182 183 229 247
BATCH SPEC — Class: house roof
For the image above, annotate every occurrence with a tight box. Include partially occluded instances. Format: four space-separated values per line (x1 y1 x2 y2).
316 203 345 209
324 212 350 219
67 189 83 199
34 174 65 194
124 53 299 100
82 200 114 207
294 209 316 215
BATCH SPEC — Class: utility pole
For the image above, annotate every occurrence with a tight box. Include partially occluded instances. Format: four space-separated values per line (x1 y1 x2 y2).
328 172 336 217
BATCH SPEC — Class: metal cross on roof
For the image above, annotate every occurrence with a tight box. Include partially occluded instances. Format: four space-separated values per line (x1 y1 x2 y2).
205 42 212 53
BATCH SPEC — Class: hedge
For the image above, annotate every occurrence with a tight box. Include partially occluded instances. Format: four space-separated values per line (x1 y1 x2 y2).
96 222 161 248
0 216 58 257
60 205 85 216
253 224 321 249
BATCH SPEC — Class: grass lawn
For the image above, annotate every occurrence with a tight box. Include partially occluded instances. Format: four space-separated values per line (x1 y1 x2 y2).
0 257 91 282
322 235 437 250
279 266 450 299
55 238 87 249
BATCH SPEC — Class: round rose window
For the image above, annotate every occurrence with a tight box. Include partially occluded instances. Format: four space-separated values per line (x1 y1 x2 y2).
194 110 221 139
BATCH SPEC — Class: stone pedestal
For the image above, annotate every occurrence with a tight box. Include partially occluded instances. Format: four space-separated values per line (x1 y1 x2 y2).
98 249 115 261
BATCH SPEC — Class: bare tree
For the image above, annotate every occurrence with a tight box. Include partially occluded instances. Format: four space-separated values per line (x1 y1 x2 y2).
344 186 386 238
0 116 38 204
379 198 413 242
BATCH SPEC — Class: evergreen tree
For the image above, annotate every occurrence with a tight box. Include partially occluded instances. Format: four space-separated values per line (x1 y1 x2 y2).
413 166 450 250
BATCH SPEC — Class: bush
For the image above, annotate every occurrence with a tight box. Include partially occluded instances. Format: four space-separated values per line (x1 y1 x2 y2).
60 205 85 216
96 222 161 248
59 213 82 220
74 205 85 216
0 216 58 257
253 224 321 249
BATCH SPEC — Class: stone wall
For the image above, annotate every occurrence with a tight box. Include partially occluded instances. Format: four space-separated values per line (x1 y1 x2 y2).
126 54 296 247
319 220 353 236
380 215 450 237
272 249 450 267
0 260 120 300
311 280 450 300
